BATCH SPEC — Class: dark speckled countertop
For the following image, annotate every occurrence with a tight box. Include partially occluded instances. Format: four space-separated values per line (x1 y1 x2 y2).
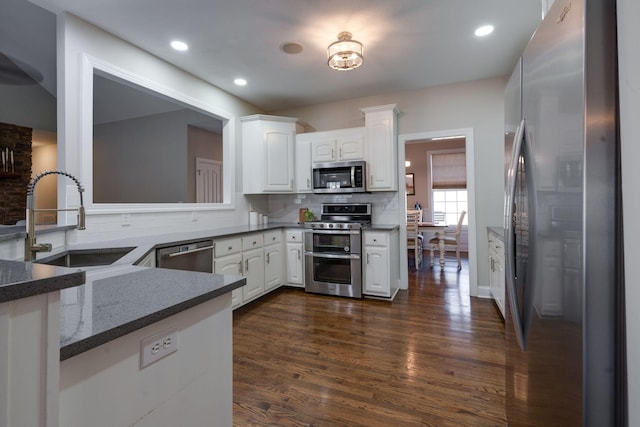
488 226 505 239
0 260 85 303
58 266 244 360
1 221 397 360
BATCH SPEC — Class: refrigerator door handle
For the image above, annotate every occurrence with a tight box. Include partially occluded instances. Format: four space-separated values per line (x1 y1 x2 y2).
505 118 533 351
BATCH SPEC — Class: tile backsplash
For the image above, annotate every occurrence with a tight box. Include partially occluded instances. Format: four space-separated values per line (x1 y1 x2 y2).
267 192 400 224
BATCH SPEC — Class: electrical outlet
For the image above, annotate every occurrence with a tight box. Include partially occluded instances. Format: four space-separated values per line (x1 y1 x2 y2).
140 327 178 368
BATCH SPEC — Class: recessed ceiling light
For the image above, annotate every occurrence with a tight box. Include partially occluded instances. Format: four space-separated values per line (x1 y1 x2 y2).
475 25 494 37
281 42 304 55
170 40 189 51
234 78 247 86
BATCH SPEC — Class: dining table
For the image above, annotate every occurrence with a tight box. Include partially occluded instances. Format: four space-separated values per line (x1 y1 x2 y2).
417 221 449 270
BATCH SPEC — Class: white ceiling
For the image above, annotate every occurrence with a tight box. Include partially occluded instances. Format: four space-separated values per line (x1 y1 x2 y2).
27 0 543 112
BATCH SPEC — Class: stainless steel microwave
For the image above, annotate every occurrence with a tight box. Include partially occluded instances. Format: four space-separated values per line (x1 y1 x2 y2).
312 161 366 194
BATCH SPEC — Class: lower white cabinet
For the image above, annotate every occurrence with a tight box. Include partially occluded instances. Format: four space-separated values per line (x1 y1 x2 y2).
264 230 284 292
286 229 304 287
363 229 399 299
488 229 505 318
214 231 284 310
214 251 243 308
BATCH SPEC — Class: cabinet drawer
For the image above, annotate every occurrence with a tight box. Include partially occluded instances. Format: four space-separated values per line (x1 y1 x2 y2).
263 229 282 246
214 237 242 257
286 229 303 243
242 233 264 251
364 232 388 246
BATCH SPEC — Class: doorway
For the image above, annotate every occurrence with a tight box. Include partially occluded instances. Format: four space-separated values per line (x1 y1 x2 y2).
195 158 222 203
397 129 478 297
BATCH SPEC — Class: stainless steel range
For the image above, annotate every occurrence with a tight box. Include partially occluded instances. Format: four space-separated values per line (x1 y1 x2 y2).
303 203 371 298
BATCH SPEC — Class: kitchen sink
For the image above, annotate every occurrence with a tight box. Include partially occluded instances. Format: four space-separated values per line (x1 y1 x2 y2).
35 247 136 268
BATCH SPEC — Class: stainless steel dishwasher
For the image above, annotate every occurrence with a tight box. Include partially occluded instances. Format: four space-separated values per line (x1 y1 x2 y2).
156 240 214 272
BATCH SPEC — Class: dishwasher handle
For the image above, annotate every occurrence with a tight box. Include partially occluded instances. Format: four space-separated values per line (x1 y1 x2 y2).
164 244 215 258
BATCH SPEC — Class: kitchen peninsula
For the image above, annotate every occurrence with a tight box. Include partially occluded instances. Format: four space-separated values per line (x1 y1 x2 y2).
0 226 247 427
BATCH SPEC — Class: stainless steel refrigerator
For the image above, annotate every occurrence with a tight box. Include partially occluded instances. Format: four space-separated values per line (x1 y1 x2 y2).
504 0 626 425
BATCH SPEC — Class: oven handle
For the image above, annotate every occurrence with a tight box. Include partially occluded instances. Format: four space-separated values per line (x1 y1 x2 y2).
304 251 360 260
304 229 361 235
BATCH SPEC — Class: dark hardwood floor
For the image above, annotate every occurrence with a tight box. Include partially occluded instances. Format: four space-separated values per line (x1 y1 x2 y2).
233 254 506 426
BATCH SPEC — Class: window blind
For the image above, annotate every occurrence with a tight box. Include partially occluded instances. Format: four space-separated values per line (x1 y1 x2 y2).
431 151 466 189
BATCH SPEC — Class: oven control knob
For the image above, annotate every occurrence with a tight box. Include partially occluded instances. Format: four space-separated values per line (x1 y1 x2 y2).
329 223 334 228
344 246 350 252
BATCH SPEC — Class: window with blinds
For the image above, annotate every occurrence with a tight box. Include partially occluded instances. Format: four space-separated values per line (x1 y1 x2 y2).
430 150 466 189
430 149 468 225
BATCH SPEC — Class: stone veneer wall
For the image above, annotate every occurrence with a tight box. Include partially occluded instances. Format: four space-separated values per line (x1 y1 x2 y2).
0 123 32 225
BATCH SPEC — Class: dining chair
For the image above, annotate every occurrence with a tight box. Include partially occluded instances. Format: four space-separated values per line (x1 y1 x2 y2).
429 210 466 270
406 210 423 269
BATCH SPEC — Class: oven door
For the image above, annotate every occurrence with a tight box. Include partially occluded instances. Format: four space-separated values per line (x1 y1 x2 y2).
304 229 362 298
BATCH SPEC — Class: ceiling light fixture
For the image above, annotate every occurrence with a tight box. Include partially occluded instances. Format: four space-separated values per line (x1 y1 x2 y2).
170 40 189 51
474 25 494 37
234 78 247 86
327 32 363 71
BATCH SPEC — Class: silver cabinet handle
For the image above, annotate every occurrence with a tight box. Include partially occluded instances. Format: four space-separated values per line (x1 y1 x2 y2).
297 249 301 260
266 252 270 264
366 253 370 264
245 259 249 271
306 178 310 188
238 261 243 274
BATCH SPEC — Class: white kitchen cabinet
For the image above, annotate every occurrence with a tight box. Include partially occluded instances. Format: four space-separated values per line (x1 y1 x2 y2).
241 114 297 194
295 133 313 193
285 229 304 287
213 236 243 308
308 127 365 163
361 104 399 191
214 252 243 308
263 230 284 292
488 229 505 318
363 229 399 299
213 232 269 308
241 233 264 302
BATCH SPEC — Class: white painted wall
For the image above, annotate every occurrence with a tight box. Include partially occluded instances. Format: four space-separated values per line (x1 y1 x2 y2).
272 77 507 294
618 0 639 423
57 14 261 243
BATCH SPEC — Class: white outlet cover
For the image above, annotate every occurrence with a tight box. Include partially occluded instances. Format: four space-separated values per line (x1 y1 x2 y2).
140 327 178 369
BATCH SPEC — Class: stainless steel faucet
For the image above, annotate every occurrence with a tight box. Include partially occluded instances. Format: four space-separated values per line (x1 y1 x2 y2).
24 170 86 261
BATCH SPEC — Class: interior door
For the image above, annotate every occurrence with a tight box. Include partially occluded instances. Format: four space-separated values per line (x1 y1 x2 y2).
196 157 222 203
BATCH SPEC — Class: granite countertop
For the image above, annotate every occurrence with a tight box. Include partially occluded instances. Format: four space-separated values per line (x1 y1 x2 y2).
488 226 504 239
0 260 85 303
1 220 397 359
59 266 245 360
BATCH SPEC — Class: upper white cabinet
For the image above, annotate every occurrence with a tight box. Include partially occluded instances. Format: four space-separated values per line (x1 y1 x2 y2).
361 104 399 191
308 127 365 163
241 114 297 194
295 133 313 193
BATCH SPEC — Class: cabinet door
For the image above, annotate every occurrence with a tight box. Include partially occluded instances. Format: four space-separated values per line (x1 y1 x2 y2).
311 138 337 162
286 241 304 286
242 247 264 302
214 253 243 308
264 128 295 191
295 134 312 193
363 105 398 191
364 246 390 296
264 244 284 292
336 132 364 161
